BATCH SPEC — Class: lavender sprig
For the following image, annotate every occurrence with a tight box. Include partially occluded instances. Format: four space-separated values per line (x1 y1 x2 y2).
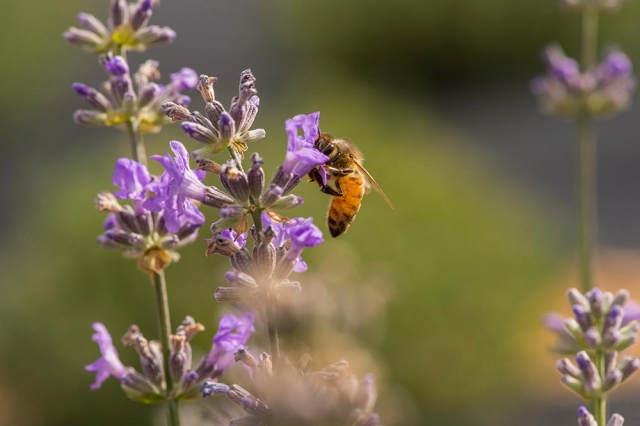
64 0 176 54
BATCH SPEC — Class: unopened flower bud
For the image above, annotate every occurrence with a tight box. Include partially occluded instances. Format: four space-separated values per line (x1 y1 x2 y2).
617 356 640 381
230 250 259 277
578 407 597 426
576 351 601 395
205 233 241 257
220 161 250 203
205 101 225 130
219 112 236 141
587 288 604 319
225 270 258 288
568 288 591 309
77 12 109 37
163 102 191 121
572 305 592 331
72 83 112 112
557 358 582 378
95 192 122 212
138 83 160 108
607 414 624 426
74 110 108 126
270 194 304 210
260 184 283 208
200 381 229 398
136 25 177 47
214 286 253 303
182 122 217 145
121 371 159 400
63 27 103 49
248 153 265 199
197 75 217 102
202 186 236 209
131 0 152 30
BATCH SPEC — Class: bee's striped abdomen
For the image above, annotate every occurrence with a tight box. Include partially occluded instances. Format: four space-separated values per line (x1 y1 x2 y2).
327 175 364 237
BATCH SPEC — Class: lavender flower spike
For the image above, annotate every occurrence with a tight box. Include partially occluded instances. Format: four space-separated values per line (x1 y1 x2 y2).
85 323 129 390
282 112 330 177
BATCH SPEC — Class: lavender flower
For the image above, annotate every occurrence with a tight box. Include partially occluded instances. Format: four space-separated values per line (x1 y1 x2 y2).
532 45 635 118
211 215 323 304
85 323 129 390
283 112 330 177
64 0 176 54
202 358 381 426
97 157 204 272
163 70 266 160
73 57 196 132
545 288 640 354
194 313 255 381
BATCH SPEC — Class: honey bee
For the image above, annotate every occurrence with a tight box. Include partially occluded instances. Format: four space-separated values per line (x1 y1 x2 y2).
309 133 393 237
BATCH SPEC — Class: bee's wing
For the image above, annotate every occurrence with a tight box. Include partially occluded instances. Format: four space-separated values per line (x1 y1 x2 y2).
354 161 394 209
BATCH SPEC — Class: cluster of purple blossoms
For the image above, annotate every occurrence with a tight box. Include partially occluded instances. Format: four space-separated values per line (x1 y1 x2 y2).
559 0 630 11
73 55 197 132
96 156 205 272
163 70 266 161
148 112 329 239
64 0 176 54
544 288 640 424
201 358 380 426
209 212 324 305
86 314 254 402
531 45 636 118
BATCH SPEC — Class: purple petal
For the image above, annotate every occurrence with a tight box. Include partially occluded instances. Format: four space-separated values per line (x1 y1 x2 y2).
170 68 198 92
112 158 152 201
84 323 128 390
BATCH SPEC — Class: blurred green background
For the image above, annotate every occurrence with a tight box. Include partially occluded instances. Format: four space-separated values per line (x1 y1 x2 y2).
2 0 640 425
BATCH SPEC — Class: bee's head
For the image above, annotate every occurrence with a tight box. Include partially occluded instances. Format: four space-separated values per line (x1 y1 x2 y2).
315 133 340 159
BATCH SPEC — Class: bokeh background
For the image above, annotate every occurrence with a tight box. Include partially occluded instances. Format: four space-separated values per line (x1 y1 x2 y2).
2 0 640 425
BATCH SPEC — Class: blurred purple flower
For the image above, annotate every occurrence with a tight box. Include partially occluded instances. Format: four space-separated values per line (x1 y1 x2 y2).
170 68 198 93
85 323 129 390
207 313 255 372
262 212 312 272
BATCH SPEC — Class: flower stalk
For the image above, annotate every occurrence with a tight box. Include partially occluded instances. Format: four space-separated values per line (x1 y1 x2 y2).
579 7 603 424
576 7 599 294
126 119 147 166
151 270 180 426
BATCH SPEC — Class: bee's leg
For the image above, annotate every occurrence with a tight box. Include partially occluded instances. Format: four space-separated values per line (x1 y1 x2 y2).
325 166 353 177
320 184 342 197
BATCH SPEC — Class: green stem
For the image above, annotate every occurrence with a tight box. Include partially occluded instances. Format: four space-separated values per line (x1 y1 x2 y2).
226 146 279 360
576 113 595 293
576 7 599 294
594 349 607 426
580 7 604 425
126 119 147 166
226 146 264 238
151 271 180 426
